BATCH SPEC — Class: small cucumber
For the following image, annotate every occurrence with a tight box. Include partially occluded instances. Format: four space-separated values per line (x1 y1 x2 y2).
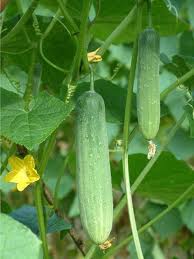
76 91 113 244
137 28 160 140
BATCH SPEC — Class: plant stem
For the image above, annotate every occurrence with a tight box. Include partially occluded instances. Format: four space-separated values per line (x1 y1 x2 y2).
103 183 194 258
24 43 38 110
39 38 66 73
0 46 33 55
35 132 57 258
16 0 32 44
0 7 6 34
57 0 79 35
97 1 144 56
85 245 97 259
39 131 56 177
70 0 91 84
89 64 95 91
35 181 49 259
1 0 39 45
147 0 152 27
122 152 144 259
64 0 91 102
122 1 144 257
160 68 194 100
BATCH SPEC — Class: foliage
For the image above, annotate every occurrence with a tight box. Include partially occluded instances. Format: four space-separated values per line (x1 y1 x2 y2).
0 0 194 258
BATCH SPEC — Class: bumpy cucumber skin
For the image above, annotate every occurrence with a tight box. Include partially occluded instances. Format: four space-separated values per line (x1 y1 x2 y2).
137 28 160 140
76 91 113 245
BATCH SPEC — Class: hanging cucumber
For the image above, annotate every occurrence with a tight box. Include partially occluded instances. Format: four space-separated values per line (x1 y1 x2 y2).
137 27 160 144
76 90 113 245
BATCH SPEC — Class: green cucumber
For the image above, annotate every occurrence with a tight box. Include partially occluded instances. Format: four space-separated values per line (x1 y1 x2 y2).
137 28 160 140
76 91 113 244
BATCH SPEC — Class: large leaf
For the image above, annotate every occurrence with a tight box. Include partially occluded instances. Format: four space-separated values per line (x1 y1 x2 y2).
90 0 188 43
0 66 28 95
0 89 73 150
10 205 72 235
74 79 127 122
180 199 194 233
128 152 194 204
161 55 194 88
43 155 74 199
0 213 43 259
168 128 194 160
146 202 183 239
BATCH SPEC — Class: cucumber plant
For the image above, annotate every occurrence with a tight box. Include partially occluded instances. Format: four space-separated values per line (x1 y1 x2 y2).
1 1 194 259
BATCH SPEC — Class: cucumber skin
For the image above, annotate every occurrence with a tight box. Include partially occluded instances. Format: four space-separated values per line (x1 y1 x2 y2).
76 91 113 244
137 28 160 140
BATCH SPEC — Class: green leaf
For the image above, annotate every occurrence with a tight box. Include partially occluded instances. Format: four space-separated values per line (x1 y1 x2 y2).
179 31 194 59
0 213 43 259
11 205 38 234
44 155 74 199
168 128 194 160
146 202 183 239
68 195 80 218
75 79 127 123
0 89 73 150
17 0 58 17
128 152 194 204
0 66 27 95
0 171 15 193
180 200 194 233
161 55 194 88
164 89 189 130
10 205 72 235
47 213 72 233
91 0 188 43
35 0 58 16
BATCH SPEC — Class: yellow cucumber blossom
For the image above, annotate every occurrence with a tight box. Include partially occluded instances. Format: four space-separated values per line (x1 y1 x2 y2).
87 48 102 63
4 155 40 191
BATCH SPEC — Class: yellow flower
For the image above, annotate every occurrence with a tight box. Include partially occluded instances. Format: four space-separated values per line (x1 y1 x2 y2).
87 48 102 63
4 155 40 191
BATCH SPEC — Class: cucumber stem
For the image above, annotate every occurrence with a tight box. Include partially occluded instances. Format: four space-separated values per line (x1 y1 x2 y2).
147 0 152 27
122 2 144 258
69 0 91 85
89 65 95 92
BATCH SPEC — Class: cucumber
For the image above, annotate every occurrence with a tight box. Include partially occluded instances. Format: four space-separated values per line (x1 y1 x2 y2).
76 91 113 244
137 28 160 140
